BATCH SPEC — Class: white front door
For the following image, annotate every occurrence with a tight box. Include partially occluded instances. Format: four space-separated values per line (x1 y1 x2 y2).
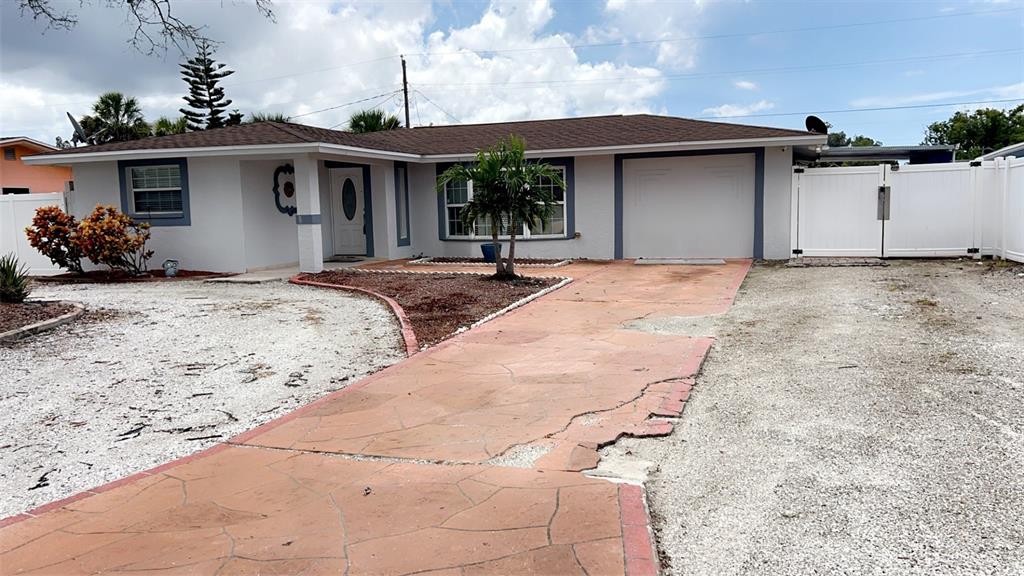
330 169 366 255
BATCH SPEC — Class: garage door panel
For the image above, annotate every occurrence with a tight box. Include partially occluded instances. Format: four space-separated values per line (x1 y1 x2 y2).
623 154 755 258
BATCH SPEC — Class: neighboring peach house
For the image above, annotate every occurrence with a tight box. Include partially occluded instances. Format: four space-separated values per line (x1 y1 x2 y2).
0 137 73 195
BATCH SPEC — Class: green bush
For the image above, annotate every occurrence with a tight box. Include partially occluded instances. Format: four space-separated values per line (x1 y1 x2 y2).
0 253 32 303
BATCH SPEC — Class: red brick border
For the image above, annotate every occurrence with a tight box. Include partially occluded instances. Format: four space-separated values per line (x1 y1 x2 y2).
289 276 419 357
619 484 659 576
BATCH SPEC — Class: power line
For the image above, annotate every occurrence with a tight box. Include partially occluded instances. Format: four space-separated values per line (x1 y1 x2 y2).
414 89 460 124
699 98 1024 120
222 54 400 88
415 48 1022 90
326 91 405 129
406 7 1020 59
290 89 404 120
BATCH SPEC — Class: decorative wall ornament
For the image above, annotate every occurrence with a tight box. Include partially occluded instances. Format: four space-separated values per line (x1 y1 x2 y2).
273 164 297 216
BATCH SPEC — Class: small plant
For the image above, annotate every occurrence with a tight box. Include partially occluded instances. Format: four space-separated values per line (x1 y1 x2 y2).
77 206 154 275
24 206 85 274
0 253 32 303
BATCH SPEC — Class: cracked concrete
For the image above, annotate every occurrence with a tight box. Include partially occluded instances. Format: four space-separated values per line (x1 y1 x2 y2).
1 260 750 575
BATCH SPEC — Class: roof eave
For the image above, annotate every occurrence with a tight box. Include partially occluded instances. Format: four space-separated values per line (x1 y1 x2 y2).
22 141 426 165
23 134 826 165
0 137 60 153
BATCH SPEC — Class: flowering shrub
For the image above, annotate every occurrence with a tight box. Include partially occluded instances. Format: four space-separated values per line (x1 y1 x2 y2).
24 206 85 274
77 206 154 276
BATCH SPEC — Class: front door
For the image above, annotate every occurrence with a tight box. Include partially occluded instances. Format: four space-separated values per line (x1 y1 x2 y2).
330 169 366 255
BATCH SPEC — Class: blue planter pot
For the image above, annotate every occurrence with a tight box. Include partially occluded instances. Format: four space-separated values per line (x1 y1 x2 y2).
480 243 503 263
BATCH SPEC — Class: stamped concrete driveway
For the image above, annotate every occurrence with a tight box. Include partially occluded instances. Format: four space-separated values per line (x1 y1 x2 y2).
0 260 749 576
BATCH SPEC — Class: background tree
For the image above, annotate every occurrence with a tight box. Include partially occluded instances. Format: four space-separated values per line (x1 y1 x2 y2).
826 123 882 147
17 0 274 54
179 40 238 131
348 109 401 133
923 105 1024 160
151 116 188 136
73 92 150 144
248 112 290 123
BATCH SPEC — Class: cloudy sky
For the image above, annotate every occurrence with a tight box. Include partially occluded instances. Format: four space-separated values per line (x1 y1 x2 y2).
1 0 1022 146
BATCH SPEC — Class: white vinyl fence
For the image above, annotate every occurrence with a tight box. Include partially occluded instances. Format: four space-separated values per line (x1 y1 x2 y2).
791 157 1024 263
0 192 66 275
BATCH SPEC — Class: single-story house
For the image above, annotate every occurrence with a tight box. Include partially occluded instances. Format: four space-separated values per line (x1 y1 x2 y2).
1 137 74 195
24 114 826 273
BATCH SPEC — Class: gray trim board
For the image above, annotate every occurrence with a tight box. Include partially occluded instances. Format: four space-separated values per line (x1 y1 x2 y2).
325 161 374 258
296 214 321 225
117 157 190 226
613 147 765 259
394 161 411 247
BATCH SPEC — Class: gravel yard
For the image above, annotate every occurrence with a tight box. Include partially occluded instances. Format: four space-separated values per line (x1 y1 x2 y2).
0 280 404 518
615 260 1024 575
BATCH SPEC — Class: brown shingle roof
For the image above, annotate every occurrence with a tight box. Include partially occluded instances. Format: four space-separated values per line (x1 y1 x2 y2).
40 114 816 157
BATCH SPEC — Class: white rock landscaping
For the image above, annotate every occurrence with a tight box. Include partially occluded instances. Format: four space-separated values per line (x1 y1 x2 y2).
0 280 405 518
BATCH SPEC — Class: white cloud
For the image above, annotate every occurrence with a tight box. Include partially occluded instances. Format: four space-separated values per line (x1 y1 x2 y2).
733 80 757 90
0 0 672 142
701 100 774 118
599 0 707 70
850 82 1024 108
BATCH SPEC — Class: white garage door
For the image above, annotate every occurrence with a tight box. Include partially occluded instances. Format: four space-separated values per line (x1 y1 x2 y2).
623 153 756 258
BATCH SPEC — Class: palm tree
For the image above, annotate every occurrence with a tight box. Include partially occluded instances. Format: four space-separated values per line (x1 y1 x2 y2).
248 112 290 123
436 136 564 278
437 144 511 276
348 109 401 133
151 116 188 136
499 137 564 277
89 92 150 143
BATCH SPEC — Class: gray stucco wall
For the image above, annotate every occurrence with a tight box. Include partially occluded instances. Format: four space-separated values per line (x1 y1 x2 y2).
71 158 247 272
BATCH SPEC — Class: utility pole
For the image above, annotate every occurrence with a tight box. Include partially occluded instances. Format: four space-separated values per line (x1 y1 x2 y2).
401 55 411 129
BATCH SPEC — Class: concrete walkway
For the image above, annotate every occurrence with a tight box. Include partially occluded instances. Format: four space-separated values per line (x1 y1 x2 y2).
0 260 750 576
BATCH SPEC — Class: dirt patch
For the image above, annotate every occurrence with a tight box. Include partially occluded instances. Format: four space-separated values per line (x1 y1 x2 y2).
0 301 76 334
300 270 560 345
38 269 229 283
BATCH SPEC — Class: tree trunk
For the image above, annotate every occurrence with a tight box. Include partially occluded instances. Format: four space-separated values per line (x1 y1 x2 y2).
506 217 517 278
491 230 505 276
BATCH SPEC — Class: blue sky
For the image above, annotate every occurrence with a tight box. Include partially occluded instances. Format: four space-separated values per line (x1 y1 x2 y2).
1 0 1021 145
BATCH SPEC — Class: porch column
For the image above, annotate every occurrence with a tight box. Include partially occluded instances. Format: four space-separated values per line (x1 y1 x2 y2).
294 155 324 273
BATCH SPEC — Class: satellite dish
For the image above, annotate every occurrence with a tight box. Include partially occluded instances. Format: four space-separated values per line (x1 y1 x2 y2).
805 115 828 135
66 112 87 143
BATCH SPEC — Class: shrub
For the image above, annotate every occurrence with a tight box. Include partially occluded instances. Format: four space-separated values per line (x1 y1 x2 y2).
77 205 154 275
0 253 32 303
24 206 84 274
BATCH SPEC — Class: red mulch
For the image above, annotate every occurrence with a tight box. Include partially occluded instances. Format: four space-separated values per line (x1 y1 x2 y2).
0 301 76 334
300 270 559 346
423 257 567 266
38 269 230 283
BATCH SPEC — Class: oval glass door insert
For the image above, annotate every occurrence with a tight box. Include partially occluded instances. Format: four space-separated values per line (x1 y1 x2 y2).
341 178 357 221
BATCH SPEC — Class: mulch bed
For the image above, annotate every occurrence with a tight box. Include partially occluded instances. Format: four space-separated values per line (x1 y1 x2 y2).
300 270 560 346
37 269 230 283
418 256 568 266
0 301 77 334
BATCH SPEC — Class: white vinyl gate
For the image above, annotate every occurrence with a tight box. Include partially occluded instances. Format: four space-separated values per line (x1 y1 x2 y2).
0 192 66 275
791 159 1024 262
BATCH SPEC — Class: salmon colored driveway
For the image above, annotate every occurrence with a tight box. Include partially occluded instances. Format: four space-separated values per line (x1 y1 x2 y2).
1 260 750 576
